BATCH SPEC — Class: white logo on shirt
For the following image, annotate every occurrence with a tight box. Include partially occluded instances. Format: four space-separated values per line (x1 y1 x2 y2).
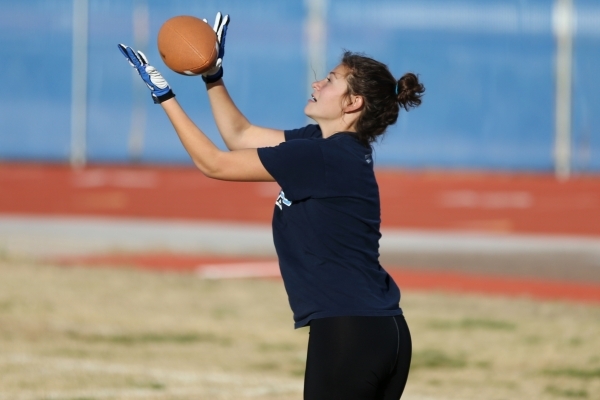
275 190 292 210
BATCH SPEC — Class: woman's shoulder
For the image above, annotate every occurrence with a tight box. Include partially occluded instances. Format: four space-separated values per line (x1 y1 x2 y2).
284 124 322 141
325 132 371 152
321 133 374 171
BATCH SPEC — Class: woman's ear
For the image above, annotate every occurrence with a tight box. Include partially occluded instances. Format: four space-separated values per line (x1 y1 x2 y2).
343 95 364 114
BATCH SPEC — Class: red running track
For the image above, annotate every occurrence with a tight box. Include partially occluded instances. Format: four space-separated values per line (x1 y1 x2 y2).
1 163 599 236
3 163 600 303
53 253 600 304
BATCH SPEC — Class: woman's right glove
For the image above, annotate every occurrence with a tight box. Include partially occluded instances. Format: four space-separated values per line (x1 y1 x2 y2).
118 43 175 104
202 12 230 84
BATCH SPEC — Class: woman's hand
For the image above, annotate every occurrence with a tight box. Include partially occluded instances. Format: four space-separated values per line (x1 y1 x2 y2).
117 44 175 104
202 12 230 84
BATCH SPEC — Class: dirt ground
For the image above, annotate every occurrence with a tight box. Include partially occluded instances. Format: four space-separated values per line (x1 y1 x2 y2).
1 259 599 400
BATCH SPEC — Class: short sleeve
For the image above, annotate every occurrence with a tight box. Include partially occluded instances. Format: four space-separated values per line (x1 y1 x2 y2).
284 124 322 141
257 139 326 201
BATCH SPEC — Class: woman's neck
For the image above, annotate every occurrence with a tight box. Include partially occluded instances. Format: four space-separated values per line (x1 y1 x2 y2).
318 120 356 139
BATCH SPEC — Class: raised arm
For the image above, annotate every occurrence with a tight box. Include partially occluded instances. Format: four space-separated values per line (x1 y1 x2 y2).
201 13 285 151
205 80 285 150
117 43 274 182
161 97 273 181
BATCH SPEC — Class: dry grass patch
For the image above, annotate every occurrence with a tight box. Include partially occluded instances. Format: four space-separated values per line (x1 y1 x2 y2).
0 259 599 400
402 291 600 399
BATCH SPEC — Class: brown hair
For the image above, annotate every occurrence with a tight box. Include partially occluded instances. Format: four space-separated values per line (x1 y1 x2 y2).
341 51 425 146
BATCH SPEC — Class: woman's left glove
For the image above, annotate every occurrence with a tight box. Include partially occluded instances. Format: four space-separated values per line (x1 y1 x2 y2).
201 12 230 84
118 44 175 104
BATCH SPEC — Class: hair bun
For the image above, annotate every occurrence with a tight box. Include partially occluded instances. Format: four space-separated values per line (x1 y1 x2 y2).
397 73 425 111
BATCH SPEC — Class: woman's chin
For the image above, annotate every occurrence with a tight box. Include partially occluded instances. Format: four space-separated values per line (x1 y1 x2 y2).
304 114 317 124
304 108 316 121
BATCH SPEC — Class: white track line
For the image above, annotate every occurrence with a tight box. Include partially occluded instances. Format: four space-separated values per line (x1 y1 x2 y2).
196 262 281 279
2 215 598 257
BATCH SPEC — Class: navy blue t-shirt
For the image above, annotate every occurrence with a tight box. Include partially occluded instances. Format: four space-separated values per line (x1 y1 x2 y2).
257 124 402 328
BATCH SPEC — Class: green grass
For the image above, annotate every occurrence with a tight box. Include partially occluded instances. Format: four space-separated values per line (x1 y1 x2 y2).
258 342 299 352
66 331 231 346
543 368 600 380
411 349 467 369
428 317 516 330
545 385 588 398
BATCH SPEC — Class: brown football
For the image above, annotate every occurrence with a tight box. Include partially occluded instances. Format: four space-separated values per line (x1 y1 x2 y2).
157 15 218 76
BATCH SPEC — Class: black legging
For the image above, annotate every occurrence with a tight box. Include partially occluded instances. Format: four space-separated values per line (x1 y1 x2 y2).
304 315 411 400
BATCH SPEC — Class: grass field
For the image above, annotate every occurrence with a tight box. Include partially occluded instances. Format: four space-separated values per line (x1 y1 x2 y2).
1 259 599 400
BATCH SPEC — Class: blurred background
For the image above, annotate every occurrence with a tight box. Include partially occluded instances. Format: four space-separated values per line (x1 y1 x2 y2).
1 1 600 399
1 0 600 279
1 0 599 173
1 0 599 239
0 0 599 270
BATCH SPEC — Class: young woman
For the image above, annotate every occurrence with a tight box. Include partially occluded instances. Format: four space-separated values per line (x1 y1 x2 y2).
119 12 424 400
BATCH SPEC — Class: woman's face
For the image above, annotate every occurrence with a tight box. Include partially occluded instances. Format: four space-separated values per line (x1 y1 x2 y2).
304 64 350 123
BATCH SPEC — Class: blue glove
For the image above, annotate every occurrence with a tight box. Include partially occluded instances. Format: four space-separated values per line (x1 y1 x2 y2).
201 12 230 84
118 44 175 104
